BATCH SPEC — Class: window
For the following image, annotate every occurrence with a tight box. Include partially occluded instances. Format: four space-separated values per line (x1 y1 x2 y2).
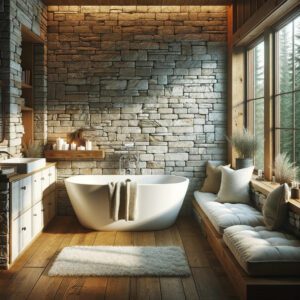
275 15 300 166
246 41 264 169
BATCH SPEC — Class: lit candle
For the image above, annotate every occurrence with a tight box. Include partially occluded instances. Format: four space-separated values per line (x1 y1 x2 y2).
271 176 276 184
63 143 69 150
85 140 92 150
77 146 85 151
71 142 76 150
56 137 64 150
257 169 262 178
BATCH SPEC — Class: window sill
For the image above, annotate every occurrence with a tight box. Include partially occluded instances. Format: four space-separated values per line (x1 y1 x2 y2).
251 176 300 214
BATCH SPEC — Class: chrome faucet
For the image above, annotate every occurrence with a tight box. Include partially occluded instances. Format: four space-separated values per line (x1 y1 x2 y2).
119 153 139 175
0 151 13 158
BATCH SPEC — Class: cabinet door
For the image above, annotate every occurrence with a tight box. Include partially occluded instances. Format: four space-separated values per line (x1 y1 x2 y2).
41 169 50 195
32 201 43 238
44 192 56 226
48 166 56 186
11 216 21 262
20 176 32 213
32 172 42 205
11 208 32 263
21 208 32 250
11 176 32 219
11 181 20 220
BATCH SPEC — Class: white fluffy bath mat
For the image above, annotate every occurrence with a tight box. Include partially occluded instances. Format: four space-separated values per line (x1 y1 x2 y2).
48 246 191 277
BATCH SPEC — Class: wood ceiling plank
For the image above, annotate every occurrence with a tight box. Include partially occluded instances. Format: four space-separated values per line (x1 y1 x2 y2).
43 0 231 5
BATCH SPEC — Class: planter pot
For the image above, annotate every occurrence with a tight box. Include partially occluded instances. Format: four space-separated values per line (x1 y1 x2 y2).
236 158 253 170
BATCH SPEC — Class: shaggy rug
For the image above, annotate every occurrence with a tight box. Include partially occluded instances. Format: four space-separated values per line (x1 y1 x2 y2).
48 246 191 277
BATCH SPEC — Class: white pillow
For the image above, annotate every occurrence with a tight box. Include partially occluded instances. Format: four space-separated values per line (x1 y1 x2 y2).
217 166 254 204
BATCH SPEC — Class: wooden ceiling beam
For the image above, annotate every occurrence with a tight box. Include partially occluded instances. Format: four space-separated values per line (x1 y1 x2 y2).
43 0 231 5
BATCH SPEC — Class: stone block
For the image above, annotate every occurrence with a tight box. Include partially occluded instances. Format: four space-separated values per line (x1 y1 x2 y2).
128 80 148 90
165 153 188 161
101 80 127 90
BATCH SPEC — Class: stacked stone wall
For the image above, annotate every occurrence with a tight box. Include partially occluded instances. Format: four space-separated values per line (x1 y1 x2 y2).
0 0 47 269
47 5 228 215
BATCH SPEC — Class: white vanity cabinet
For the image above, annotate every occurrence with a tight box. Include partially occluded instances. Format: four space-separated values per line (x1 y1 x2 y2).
10 164 56 264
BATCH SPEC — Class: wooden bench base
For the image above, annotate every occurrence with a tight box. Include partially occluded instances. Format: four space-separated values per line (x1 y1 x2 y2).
192 198 300 300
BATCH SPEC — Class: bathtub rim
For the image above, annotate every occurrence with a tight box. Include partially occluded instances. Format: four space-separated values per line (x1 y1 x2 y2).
64 174 189 186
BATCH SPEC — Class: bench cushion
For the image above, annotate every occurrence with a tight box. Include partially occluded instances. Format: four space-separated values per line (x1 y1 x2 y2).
194 191 264 234
223 225 300 276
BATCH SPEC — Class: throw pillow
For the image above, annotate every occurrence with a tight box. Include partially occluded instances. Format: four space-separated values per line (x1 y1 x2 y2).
217 166 254 204
201 161 230 194
263 183 289 230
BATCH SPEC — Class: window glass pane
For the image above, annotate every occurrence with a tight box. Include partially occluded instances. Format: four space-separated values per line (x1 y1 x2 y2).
295 16 300 90
296 91 300 166
278 22 293 93
247 41 264 169
254 43 264 99
254 98 264 169
278 129 294 160
276 16 300 169
277 93 294 129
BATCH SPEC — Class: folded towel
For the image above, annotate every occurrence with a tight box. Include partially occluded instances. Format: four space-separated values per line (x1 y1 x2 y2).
108 182 115 219
125 179 138 221
108 180 137 221
108 181 124 221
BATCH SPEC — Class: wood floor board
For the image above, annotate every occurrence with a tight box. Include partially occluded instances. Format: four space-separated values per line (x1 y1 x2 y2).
0 217 237 300
94 231 116 245
3 267 44 300
192 267 232 300
181 276 200 300
131 231 161 300
160 278 186 300
105 277 130 300
155 226 187 300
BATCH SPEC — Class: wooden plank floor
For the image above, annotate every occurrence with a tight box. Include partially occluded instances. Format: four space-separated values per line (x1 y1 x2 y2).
0 217 238 300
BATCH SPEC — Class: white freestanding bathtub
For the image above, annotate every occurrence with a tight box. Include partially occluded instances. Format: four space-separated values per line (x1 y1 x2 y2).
65 175 189 231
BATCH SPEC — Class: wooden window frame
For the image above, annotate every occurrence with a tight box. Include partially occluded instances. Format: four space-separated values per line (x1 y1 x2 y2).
273 13 300 165
245 39 265 171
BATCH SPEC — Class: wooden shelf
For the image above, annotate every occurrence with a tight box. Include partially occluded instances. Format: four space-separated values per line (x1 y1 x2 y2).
44 150 105 161
21 106 33 111
21 83 32 89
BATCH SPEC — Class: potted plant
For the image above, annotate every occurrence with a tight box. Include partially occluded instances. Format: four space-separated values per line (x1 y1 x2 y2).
274 152 299 185
227 128 258 169
22 140 43 158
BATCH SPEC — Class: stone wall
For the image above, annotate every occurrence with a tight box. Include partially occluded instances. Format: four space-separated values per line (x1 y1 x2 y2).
7 0 47 154
0 0 46 269
47 5 228 215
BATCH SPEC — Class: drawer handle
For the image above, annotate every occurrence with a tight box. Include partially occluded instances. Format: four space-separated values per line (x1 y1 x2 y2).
41 209 45 212
48 173 52 176
41 177 45 180
21 186 26 190
33 213 37 216
21 227 26 231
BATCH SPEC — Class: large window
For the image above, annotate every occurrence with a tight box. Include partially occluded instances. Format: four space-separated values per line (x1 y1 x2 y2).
247 41 264 169
275 15 300 166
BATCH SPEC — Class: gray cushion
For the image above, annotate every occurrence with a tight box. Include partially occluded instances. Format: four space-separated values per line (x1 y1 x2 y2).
194 191 264 234
201 161 230 194
223 225 300 276
263 183 289 230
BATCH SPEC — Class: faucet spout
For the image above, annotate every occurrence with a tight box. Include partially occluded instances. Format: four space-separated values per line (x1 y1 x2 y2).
0 151 13 158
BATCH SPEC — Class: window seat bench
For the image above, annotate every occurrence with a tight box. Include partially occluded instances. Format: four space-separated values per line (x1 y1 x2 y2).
193 191 300 300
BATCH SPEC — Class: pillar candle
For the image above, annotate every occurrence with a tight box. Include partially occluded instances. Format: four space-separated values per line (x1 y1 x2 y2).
86 140 92 150
71 142 76 150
